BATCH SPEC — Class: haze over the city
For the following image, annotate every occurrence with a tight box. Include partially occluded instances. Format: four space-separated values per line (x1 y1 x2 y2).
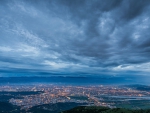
0 0 150 79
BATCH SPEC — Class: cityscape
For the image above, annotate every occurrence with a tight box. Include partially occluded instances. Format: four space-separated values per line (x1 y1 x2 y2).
0 83 150 112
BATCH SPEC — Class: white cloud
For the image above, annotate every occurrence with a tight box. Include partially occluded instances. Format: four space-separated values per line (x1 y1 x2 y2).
112 62 150 72
0 46 12 52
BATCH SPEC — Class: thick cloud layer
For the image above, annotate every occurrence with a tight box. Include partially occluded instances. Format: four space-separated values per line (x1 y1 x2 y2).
0 0 150 76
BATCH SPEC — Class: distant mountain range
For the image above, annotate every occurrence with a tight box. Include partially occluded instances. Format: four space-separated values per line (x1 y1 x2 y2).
124 84 150 91
0 76 145 85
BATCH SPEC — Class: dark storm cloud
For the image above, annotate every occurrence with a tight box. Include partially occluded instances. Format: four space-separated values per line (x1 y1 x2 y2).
57 0 123 36
0 0 150 76
122 0 150 20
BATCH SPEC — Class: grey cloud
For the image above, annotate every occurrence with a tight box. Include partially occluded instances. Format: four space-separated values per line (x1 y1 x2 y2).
122 0 150 20
0 0 150 75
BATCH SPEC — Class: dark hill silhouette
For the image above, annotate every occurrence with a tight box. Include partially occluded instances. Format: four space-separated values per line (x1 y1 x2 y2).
61 106 150 113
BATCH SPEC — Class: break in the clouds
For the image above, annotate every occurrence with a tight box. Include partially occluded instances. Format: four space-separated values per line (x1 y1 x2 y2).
0 0 150 76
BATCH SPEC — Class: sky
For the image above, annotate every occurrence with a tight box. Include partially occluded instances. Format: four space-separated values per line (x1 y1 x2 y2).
0 0 150 77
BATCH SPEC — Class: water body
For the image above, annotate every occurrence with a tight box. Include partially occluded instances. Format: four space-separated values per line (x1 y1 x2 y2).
107 96 150 100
